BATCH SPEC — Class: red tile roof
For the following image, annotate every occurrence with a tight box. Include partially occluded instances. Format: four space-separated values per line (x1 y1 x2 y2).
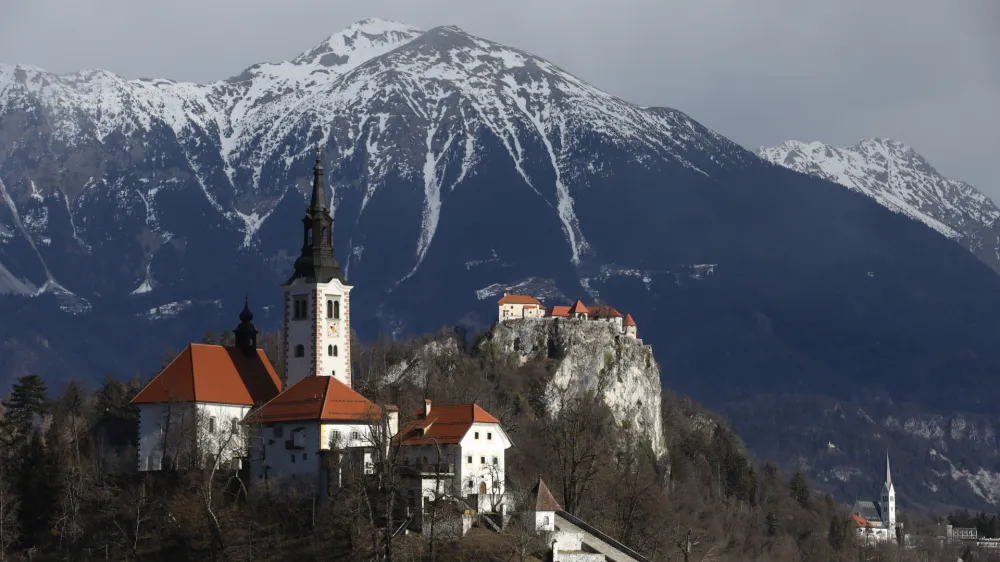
548 306 571 317
245 376 386 424
397 403 501 446
532 478 562 512
568 300 589 315
131 344 281 406
851 514 876 528
623 313 637 327
589 304 623 318
497 293 542 306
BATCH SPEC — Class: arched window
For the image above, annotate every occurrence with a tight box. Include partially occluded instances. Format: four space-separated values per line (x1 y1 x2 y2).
543 516 550 526
322 227 329 243
327 345 333 356
333 301 340 319
333 345 338 357
327 300 333 319
305 227 312 245
294 344 305 357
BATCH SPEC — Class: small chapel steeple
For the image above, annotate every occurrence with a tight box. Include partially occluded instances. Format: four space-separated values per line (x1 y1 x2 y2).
284 146 344 286
234 295 259 357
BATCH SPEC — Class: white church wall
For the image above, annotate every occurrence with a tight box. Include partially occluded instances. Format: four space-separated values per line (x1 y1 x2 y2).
195 403 251 467
283 278 353 387
249 421 322 484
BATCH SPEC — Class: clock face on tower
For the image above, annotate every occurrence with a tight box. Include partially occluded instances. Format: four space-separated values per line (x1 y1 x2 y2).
328 323 339 337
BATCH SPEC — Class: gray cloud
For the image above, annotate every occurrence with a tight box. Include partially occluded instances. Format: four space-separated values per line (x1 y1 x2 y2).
1 0 997 196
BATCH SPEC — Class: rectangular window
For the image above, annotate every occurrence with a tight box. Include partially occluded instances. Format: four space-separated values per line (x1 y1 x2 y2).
293 295 308 320
351 430 361 441
291 454 296 463
467 456 472 464
474 432 479 439
492 457 498 465
487 432 492 440
208 417 216 433
480 456 485 464
302 453 307 460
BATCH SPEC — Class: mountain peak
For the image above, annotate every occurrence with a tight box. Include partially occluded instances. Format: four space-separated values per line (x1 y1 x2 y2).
759 137 999 259
292 18 422 67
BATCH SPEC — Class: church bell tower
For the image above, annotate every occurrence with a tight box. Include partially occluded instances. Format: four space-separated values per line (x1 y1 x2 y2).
281 147 353 388
881 451 896 539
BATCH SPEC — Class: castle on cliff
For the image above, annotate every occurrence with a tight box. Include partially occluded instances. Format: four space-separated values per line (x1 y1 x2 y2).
497 293 639 339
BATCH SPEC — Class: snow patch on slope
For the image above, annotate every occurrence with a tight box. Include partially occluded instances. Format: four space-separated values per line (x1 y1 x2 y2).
758 138 999 241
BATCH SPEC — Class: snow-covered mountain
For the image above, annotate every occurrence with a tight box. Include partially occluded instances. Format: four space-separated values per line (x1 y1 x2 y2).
758 138 1000 274
7 20 1000 511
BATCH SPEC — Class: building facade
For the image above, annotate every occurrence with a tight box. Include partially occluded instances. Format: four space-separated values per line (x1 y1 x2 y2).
130 302 282 472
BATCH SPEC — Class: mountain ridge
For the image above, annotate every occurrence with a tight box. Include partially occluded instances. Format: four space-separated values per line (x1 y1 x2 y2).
758 138 1000 274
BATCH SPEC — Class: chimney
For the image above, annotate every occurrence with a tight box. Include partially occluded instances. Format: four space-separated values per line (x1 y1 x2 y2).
424 398 432 418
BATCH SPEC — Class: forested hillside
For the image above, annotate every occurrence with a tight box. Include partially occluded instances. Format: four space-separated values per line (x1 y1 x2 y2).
0 330 976 561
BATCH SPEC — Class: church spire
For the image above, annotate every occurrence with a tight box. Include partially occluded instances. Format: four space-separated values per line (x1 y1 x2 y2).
284 146 344 285
234 295 259 357
885 450 892 487
310 146 326 211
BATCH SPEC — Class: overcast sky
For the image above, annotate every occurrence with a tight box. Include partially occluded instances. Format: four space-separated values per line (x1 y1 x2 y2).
1 0 997 197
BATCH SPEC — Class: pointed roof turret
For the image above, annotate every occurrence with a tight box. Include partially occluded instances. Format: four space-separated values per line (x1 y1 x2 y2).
568 300 589 316
310 146 326 210
623 313 637 327
284 146 346 285
234 296 259 357
885 450 892 487
531 477 562 512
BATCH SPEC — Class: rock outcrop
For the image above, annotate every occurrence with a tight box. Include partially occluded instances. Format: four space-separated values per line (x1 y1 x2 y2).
487 318 665 457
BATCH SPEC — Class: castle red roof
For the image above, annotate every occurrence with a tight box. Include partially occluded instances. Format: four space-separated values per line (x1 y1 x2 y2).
589 304 623 318
397 402 501 446
497 293 542 306
568 300 589 315
532 478 562 512
548 306 571 317
851 514 877 528
131 344 281 406
245 376 387 424
623 313 637 327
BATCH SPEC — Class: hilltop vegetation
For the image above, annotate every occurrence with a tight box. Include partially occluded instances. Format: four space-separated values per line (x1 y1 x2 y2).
0 329 978 561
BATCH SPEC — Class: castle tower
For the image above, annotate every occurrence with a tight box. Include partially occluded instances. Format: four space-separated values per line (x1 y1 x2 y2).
282 147 353 388
880 450 896 538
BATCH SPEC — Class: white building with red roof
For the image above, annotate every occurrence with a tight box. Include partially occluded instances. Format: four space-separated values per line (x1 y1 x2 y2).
497 293 545 321
396 399 512 520
244 375 397 488
131 300 282 472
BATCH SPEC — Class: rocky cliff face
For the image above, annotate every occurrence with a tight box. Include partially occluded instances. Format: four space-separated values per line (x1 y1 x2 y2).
487 318 664 457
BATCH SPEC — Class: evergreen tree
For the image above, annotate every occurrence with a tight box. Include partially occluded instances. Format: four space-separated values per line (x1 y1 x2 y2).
1 374 49 439
13 432 60 548
789 471 810 508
